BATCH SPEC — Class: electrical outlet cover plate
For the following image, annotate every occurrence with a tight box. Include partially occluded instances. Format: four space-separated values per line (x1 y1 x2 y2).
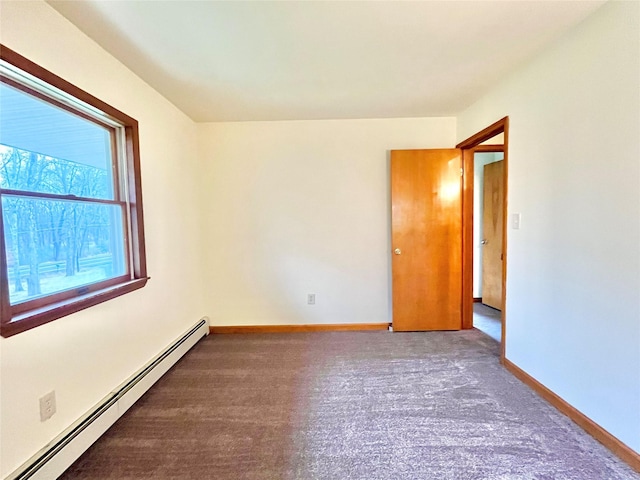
511 213 521 230
40 391 56 422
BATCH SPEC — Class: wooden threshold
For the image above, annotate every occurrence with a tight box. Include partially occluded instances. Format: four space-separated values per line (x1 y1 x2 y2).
503 359 640 473
210 323 391 334
473 297 482 303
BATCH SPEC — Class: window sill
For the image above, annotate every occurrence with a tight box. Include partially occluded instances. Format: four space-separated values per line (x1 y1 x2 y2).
1 277 149 338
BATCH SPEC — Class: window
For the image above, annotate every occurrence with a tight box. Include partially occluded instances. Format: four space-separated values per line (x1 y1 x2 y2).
0 45 148 337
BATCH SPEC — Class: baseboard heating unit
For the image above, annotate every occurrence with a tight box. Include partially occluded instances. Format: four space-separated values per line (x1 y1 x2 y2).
6 317 210 480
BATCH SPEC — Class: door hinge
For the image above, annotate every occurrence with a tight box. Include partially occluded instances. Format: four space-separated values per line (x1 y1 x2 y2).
460 168 464 177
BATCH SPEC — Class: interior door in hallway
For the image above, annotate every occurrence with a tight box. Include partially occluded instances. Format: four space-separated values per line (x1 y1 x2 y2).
391 149 462 331
481 160 504 310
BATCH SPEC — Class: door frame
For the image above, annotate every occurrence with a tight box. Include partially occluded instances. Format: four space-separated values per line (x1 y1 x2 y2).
457 117 509 361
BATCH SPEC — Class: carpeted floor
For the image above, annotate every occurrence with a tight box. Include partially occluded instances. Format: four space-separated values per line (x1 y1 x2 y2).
61 330 639 480
473 303 502 343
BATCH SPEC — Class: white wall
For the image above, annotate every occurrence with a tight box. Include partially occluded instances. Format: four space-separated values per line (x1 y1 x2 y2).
458 0 640 453
198 118 456 326
473 152 504 298
0 2 206 476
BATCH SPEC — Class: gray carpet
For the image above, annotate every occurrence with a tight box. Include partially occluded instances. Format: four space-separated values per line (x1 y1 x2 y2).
61 330 639 479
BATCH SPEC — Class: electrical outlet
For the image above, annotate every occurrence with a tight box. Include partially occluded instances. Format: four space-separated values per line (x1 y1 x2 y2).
307 294 316 305
39 391 56 422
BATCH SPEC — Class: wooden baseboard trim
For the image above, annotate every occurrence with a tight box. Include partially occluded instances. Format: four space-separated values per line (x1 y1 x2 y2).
503 358 640 472
210 323 391 334
473 297 482 303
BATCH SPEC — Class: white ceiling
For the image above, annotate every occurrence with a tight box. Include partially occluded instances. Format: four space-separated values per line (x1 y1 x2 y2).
48 0 606 123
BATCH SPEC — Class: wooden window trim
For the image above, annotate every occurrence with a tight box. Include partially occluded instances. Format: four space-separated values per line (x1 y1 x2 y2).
11 274 131 315
3 278 149 337
0 45 148 338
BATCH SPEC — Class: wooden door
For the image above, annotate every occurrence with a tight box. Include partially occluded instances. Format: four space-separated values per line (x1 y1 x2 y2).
481 160 504 309
391 149 462 331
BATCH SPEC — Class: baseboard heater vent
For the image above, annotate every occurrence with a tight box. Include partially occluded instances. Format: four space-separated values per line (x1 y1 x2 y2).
7 317 210 480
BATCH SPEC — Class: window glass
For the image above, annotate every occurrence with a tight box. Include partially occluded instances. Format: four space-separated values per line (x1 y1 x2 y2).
0 82 115 199
0 79 128 307
2 195 126 305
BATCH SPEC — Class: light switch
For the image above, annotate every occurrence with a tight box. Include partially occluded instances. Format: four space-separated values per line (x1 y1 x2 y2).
511 213 521 230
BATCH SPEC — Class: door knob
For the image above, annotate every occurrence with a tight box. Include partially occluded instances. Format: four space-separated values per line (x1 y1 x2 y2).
394 248 402 255
481 239 488 245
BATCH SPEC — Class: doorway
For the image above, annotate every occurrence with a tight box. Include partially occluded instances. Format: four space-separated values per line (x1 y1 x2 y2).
457 117 509 361
389 117 508 343
473 147 504 342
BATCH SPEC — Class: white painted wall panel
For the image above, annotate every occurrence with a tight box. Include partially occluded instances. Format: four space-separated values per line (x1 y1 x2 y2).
458 1 640 453
197 118 456 327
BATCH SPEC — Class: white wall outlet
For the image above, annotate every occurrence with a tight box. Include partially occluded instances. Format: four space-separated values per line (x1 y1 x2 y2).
39 390 56 422
307 294 316 305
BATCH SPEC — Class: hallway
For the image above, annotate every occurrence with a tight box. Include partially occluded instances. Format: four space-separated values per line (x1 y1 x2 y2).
473 302 501 343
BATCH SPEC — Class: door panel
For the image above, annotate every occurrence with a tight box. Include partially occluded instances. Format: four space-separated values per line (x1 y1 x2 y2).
391 149 462 331
481 160 504 309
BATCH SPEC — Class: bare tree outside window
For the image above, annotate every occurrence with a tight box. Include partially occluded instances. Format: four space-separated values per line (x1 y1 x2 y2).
1 146 124 303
